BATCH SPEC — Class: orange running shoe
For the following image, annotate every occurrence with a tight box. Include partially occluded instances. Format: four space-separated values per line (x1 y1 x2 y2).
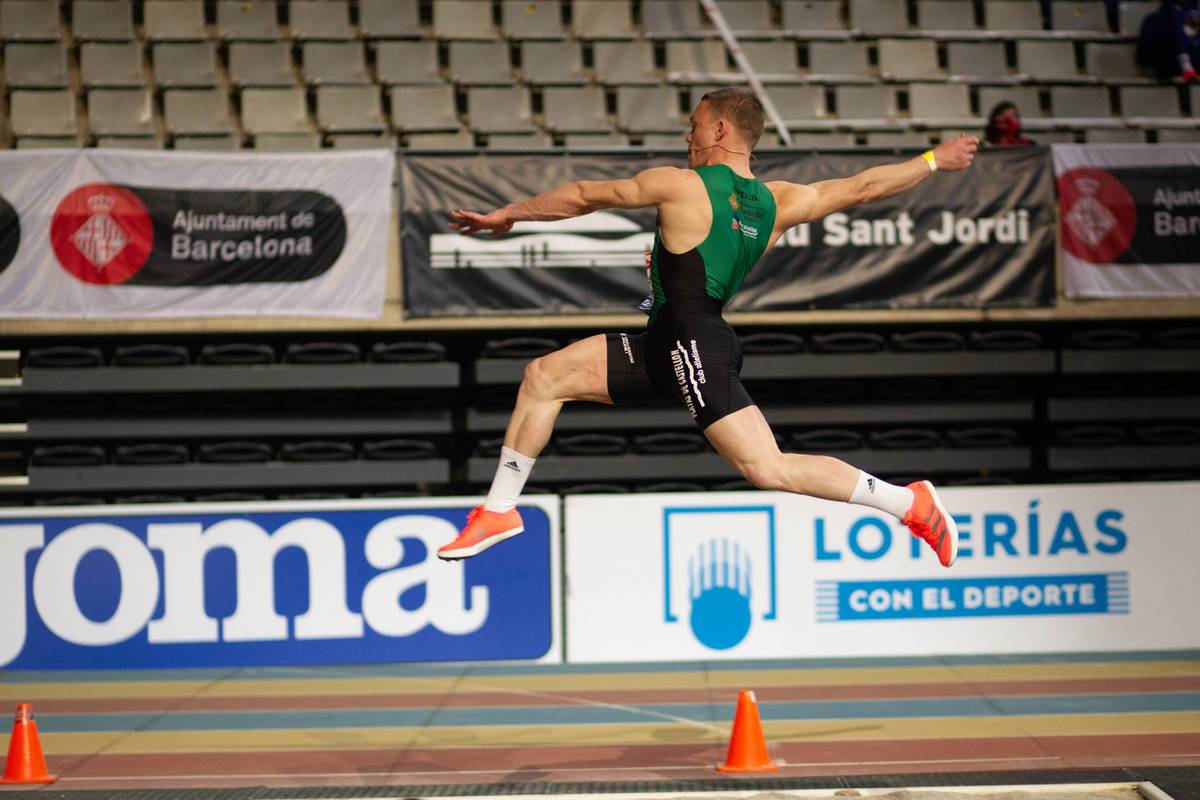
902 480 959 567
436 506 524 560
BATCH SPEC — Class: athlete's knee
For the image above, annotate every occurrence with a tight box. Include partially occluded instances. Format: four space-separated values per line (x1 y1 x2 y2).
520 356 556 400
737 455 789 492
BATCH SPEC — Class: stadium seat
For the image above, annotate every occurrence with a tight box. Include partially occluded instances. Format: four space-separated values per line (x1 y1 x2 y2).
97 135 159 149
375 41 442 84
878 39 941 80
916 0 981 33
1083 127 1145 142
866 130 932 146
0 0 61 40
1085 42 1150 81
467 86 536 133
72 0 134 40
715 0 775 32
360 0 422 38
771 85 831 122
228 42 297 87
501 0 565 38
1016 40 1083 80
87 88 154 136
289 0 355 40
947 41 1012 81
1050 85 1115 122
1158 128 1200 143
433 0 498 39
593 40 660 84
487 132 555 149
642 132 687 148
543 85 611 132
331 132 395 149
254 132 321 150
390 85 461 131
1050 1 1110 33
835 85 898 122
79 42 144 88
1119 85 1182 120
175 134 242 151
808 40 872 80
909 83 976 125
571 0 636 38
1117 0 1152 33
143 0 207 41
406 128 477 149
153 43 220 88
521 40 588 84
15 135 78 148
617 86 682 132
781 0 849 35
740 40 799 76
666 40 729 80
978 85 1043 118
985 0 1044 32
217 0 279 40
849 0 910 34
565 131 631 146
642 0 709 37
302 42 370 85
448 40 515 85
240 87 313 134
4 43 69 88
316 86 387 132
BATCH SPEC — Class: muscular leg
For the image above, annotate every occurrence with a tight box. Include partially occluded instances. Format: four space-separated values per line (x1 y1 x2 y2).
503 333 611 458
703 405 859 501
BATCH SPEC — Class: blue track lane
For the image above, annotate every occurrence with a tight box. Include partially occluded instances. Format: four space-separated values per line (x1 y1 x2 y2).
35 691 1200 733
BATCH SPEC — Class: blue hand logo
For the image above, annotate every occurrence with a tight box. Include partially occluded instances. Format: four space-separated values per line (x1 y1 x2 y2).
688 538 752 650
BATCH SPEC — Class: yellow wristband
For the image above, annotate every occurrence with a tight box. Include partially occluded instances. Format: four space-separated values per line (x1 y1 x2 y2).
922 150 938 173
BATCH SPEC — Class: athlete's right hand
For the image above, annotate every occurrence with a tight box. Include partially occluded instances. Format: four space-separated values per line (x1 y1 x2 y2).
450 208 513 235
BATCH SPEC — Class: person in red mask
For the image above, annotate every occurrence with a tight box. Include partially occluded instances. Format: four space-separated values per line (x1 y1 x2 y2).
984 102 1034 147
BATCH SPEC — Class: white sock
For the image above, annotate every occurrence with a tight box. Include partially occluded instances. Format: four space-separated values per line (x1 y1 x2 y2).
1180 53 1194 73
484 446 536 513
848 471 913 520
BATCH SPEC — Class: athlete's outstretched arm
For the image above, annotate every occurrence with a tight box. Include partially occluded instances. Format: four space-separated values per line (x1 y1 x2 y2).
770 134 979 229
450 166 690 235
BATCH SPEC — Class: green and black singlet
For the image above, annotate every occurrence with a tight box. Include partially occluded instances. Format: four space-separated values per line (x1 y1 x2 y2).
606 164 778 428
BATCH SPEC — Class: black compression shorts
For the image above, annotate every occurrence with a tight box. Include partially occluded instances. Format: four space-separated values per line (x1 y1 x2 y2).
605 309 754 430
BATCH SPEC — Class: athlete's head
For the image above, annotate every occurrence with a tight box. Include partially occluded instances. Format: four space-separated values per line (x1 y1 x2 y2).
686 88 764 167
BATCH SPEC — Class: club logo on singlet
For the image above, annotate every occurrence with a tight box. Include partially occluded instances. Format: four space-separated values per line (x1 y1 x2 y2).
728 192 758 240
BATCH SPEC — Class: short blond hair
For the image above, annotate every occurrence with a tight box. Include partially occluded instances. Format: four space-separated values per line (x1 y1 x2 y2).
700 88 765 148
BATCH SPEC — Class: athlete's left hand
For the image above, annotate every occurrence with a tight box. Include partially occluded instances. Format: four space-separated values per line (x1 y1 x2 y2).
450 208 513 235
932 134 979 172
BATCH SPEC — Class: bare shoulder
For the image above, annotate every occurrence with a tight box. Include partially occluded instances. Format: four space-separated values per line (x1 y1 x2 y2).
634 165 705 203
764 179 819 225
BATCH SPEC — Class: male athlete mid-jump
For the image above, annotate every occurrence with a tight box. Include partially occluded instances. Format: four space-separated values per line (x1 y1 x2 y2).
437 87 978 566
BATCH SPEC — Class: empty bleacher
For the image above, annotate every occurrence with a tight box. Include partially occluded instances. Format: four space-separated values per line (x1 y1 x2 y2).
0 323 1196 504
0 0 1194 150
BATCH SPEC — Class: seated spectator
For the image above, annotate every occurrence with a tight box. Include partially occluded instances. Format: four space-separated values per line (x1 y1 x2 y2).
984 102 1035 147
1137 0 1200 82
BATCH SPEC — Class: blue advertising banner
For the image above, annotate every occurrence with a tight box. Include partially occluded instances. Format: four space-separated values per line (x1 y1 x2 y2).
0 498 560 670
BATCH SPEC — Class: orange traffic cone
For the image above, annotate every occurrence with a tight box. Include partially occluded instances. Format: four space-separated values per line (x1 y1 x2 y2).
716 689 778 773
1 703 57 784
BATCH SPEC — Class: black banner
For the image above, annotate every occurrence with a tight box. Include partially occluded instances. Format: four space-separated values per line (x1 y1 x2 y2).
401 149 1055 317
0 195 18 277
49 183 346 286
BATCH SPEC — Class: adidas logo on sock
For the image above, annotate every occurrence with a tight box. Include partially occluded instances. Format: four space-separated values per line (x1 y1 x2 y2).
867 477 876 493
503 460 521 472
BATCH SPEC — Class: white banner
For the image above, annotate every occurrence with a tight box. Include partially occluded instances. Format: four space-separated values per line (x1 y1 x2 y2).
1053 144 1200 298
0 149 392 318
565 483 1200 662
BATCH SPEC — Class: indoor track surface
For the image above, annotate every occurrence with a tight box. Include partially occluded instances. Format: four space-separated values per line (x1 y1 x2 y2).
1 650 1198 797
